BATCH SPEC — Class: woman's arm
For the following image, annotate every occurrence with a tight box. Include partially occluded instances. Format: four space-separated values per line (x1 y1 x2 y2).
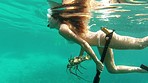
59 24 103 71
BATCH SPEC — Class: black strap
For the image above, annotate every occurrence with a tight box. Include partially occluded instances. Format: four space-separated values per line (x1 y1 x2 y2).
140 64 148 71
93 29 115 83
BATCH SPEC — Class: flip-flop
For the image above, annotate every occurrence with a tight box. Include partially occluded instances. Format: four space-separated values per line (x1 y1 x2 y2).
140 64 148 71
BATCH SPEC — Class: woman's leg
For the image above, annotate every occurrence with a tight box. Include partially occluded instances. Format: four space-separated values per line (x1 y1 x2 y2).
97 47 148 73
99 31 148 49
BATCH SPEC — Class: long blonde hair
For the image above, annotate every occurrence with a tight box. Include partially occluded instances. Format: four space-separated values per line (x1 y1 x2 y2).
48 0 91 34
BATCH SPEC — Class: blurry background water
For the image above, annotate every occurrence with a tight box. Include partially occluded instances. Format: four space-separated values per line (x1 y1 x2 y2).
0 0 148 83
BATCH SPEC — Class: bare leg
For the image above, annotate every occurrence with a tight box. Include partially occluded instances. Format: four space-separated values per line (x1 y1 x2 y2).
99 31 148 49
98 47 148 73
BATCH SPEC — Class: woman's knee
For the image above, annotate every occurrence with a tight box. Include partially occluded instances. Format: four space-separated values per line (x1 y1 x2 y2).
105 64 119 74
141 37 148 48
107 67 119 74
136 38 148 49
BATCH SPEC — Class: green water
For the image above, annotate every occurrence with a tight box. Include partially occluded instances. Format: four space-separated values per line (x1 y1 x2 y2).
0 0 148 83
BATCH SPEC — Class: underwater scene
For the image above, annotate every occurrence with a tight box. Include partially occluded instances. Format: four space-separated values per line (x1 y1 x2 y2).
0 0 148 83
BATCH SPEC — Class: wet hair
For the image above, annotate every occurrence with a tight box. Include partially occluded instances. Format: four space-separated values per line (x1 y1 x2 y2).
48 0 91 34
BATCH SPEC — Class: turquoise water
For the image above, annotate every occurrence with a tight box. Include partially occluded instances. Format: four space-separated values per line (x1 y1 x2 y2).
0 0 148 83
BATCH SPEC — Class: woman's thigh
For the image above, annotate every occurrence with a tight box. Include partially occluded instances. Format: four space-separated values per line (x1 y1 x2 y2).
99 31 143 49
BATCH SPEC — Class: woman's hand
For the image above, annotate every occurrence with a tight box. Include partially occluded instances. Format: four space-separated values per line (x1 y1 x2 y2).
96 61 104 72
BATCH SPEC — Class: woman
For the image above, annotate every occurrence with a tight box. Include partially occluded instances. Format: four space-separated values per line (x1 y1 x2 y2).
47 0 148 73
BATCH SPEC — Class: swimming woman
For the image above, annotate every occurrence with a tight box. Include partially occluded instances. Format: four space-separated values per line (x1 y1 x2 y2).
47 0 148 73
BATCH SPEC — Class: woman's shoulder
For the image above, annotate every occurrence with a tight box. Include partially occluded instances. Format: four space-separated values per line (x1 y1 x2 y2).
60 23 69 28
62 0 75 4
59 24 69 32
